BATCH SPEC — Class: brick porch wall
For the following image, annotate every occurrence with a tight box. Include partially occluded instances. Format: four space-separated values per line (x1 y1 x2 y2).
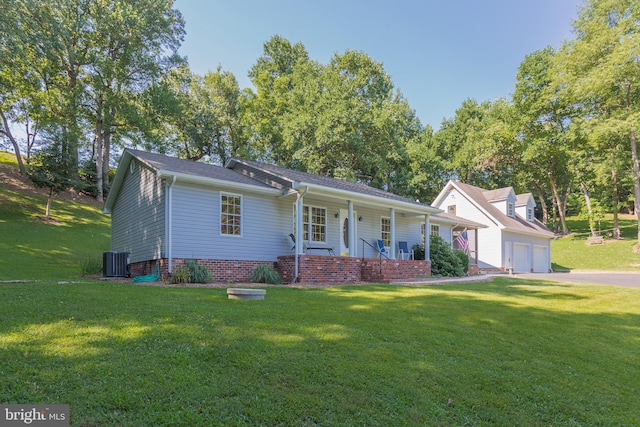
361 258 432 283
468 264 480 276
278 255 432 284
277 255 362 283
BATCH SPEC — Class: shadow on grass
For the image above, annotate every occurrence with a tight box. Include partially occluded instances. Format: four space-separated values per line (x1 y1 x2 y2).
0 280 638 426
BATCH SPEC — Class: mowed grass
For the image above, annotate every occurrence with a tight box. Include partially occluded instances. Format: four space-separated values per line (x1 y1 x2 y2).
0 279 639 426
552 215 640 272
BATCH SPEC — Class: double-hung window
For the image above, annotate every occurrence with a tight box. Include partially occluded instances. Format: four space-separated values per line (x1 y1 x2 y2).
295 205 327 243
221 192 242 236
381 217 391 246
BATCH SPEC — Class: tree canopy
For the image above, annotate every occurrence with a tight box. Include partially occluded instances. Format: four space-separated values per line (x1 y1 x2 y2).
1 0 639 244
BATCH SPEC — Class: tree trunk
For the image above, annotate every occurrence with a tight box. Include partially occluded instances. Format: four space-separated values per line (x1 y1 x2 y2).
625 82 640 244
103 130 111 198
533 182 549 224
631 130 640 244
612 163 620 239
45 187 53 220
95 118 104 203
0 110 26 174
580 181 597 237
548 172 569 234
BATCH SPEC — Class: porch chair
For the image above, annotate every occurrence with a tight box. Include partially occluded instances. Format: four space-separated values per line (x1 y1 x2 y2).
376 239 389 259
398 241 414 260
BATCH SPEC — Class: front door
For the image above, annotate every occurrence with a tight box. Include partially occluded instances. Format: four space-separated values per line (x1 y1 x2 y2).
339 209 356 256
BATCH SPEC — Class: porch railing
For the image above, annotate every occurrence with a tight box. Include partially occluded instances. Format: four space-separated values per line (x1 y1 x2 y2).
360 238 388 274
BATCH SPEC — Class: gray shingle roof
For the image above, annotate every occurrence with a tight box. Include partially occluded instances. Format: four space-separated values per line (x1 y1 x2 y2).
453 181 554 237
228 157 433 208
127 149 274 190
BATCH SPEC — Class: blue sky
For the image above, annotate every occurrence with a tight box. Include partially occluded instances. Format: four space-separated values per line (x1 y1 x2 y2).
173 0 583 130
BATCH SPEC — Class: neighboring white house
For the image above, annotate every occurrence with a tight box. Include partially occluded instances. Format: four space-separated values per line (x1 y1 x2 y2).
432 181 555 273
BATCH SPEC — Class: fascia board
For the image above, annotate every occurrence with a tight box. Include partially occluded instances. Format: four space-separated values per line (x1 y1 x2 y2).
158 171 282 195
448 181 501 227
294 181 442 215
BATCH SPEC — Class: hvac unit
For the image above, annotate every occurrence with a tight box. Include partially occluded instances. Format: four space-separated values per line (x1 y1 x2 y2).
103 251 130 277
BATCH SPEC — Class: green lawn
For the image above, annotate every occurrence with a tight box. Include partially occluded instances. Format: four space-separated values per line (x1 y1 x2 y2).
1 279 639 426
2 151 640 425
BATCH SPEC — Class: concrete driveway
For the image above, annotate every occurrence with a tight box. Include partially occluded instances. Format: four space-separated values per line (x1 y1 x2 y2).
515 271 640 288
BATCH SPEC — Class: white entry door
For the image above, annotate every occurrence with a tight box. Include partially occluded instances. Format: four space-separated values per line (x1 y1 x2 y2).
339 209 356 256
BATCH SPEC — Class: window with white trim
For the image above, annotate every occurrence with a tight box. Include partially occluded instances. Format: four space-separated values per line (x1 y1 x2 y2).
294 205 327 243
527 208 534 221
381 217 391 246
507 203 514 217
431 224 440 236
221 192 242 236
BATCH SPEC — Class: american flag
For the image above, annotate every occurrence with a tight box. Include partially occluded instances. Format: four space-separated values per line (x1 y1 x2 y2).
455 229 470 255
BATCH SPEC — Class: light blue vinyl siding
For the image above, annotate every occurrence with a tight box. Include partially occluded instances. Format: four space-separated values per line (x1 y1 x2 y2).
170 183 291 261
111 160 165 263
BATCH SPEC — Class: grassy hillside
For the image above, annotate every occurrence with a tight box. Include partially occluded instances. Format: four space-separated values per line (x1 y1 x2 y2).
0 151 110 280
551 215 640 272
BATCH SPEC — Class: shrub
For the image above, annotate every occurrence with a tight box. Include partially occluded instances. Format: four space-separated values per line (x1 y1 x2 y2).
412 243 425 260
168 261 213 284
169 266 191 284
430 235 468 277
187 261 213 284
80 256 103 276
250 264 282 284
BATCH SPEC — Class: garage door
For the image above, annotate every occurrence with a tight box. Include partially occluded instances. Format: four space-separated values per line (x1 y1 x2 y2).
513 243 530 273
533 245 549 273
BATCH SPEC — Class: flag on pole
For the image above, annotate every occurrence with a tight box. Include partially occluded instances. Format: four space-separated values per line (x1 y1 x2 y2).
455 228 470 255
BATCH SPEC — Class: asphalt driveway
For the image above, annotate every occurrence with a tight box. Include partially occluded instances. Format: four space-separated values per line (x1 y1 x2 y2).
515 271 640 288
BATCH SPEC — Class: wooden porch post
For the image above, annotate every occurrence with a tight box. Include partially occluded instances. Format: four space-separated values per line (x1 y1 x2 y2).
348 200 356 257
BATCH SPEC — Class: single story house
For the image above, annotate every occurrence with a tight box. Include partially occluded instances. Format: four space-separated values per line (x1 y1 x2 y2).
432 180 555 273
103 149 483 283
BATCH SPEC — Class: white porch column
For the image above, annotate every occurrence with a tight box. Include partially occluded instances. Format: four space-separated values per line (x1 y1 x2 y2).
424 214 430 261
294 188 306 282
348 200 356 257
390 208 396 259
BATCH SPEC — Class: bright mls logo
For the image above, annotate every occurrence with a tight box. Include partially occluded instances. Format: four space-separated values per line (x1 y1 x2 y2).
0 405 69 427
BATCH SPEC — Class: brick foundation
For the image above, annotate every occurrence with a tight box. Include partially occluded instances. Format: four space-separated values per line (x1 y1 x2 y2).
129 258 275 283
130 256 473 284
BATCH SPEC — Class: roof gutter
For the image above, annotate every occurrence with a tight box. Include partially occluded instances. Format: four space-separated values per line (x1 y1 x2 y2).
158 171 280 195
292 182 442 215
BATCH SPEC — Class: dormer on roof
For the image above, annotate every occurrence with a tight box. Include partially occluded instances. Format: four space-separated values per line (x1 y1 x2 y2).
516 193 536 222
483 187 517 218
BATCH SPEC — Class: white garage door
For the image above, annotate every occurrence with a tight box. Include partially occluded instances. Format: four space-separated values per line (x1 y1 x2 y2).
513 243 530 273
533 245 549 273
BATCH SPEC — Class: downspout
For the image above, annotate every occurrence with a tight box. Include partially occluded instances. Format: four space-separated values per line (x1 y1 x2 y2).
166 175 176 274
294 186 309 283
